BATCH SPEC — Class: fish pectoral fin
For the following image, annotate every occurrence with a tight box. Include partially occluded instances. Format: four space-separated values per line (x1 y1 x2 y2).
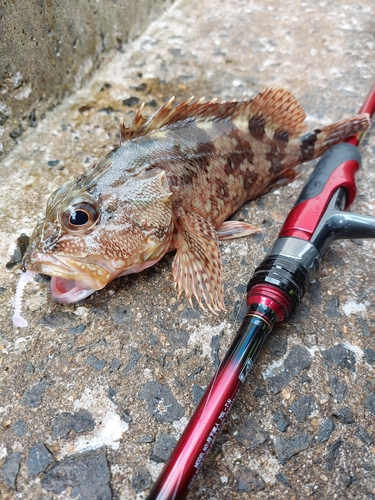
172 213 225 314
216 220 260 241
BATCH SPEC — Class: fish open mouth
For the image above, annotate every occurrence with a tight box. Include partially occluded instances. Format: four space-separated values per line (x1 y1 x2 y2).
22 252 112 304
13 259 110 327
50 277 96 304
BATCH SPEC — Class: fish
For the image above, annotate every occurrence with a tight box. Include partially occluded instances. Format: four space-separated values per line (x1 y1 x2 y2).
14 87 369 326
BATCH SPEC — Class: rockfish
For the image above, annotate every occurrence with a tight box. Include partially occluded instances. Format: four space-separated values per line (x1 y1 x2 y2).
14 87 369 326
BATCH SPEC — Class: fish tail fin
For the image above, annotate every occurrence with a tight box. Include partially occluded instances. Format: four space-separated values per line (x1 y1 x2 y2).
299 113 370 162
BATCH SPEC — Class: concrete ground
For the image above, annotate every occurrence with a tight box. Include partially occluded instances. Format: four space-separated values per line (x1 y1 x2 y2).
1 0 375 499
0 0 174 157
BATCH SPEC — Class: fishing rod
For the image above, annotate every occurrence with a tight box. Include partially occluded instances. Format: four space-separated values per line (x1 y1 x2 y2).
147 83 375 500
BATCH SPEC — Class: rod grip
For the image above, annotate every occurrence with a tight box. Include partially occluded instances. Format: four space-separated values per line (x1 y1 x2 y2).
279 143 361 240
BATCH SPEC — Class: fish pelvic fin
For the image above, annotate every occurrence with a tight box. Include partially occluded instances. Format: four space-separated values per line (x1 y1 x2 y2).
299 114 370 162
172 213 225 314
216 220 260 241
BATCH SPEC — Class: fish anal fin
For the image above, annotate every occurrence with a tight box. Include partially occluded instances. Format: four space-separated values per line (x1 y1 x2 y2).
216 221 260 241
265 168 299 192
172 213 225 313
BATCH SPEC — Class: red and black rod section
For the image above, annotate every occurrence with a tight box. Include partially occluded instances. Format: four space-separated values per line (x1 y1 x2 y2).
147 300 289 500
147 83 375 500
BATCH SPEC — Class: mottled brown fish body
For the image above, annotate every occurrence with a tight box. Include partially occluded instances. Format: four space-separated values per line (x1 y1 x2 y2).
148 118 312 228
22 87 370 313
146 119 264 228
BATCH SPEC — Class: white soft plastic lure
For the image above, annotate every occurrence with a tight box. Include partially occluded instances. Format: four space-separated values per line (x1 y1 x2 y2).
12 270 36 327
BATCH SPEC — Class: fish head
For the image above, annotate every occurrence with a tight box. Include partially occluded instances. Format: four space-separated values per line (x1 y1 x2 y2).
23 154 174 304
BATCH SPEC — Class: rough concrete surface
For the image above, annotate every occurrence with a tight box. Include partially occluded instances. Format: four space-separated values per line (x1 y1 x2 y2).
1 0 375 498
0 0 174 157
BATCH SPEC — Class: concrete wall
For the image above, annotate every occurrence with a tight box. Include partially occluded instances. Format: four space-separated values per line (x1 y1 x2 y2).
0 0 173 157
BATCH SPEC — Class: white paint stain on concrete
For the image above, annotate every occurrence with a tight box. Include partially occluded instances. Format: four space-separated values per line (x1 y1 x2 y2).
172 416 189 437
262 357 286 380
247 453 281 484
59 387 128 457
186 320 232 359
343 342 364 358
262 342 318 380
341 300 367 316
147 461 164 481
73 412 127 453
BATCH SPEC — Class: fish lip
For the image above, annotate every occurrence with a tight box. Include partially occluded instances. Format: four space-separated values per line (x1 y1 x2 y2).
23 252 111 291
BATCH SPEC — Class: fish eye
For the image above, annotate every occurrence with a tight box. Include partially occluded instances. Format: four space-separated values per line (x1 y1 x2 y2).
60 196 100 233
70 210 89 226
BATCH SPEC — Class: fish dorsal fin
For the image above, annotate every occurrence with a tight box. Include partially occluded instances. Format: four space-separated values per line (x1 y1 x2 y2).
120 96 222 141
120 102 147 143
119 87 307 143
244 87 307 137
